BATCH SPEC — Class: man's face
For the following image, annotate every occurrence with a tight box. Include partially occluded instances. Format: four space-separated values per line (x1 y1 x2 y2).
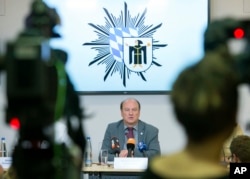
121 99 140 126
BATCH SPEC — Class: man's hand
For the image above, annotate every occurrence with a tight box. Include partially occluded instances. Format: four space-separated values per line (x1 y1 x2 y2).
119 149 128 157
0 164 4 178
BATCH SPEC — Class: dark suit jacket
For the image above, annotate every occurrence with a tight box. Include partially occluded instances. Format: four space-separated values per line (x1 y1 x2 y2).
101 119 161 161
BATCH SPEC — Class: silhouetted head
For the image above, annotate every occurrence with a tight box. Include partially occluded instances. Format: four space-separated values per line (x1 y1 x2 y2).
171 49 239 142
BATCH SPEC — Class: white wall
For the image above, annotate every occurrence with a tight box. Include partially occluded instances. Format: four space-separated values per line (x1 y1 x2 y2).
1 0 250 163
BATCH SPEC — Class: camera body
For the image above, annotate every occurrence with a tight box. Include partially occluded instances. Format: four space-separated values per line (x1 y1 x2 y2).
5 34 69 179
6 35 56 130
204 18 250 84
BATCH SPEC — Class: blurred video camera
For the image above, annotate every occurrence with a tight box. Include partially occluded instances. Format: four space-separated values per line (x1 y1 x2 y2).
6 35 55 130
204 18 250 84
2 0 85 179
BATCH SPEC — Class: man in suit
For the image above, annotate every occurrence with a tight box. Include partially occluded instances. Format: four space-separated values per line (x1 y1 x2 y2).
100 98 161 161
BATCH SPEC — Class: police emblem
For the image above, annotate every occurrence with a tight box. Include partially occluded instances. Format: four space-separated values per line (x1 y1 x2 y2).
83 2 167 87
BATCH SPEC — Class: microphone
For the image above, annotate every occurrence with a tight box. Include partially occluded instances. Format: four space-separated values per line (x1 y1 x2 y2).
111 137 120 157
138 141 147 157
126 138 135 157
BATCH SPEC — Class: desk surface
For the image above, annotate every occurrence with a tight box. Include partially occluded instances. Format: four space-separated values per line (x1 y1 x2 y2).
82 163 145 173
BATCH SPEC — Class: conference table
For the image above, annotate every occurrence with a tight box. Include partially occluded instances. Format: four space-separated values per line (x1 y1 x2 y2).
82 163 145 179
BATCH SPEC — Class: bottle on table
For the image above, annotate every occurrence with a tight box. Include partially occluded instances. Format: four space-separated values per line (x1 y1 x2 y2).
84 136 92 167
0 137 7 157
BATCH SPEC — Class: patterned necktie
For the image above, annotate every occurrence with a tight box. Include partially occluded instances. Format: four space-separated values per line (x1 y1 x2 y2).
127 127 134 138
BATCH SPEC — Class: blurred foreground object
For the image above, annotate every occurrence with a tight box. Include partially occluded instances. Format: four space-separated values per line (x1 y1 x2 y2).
2 0 86 179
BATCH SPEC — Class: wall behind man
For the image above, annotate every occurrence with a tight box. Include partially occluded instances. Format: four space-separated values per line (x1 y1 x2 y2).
1 0 250 163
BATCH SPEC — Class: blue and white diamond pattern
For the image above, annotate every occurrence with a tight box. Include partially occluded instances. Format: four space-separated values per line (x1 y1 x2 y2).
109 27 138 62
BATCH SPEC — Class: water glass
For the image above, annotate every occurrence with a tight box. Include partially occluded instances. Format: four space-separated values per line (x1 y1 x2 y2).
100 149 108 166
